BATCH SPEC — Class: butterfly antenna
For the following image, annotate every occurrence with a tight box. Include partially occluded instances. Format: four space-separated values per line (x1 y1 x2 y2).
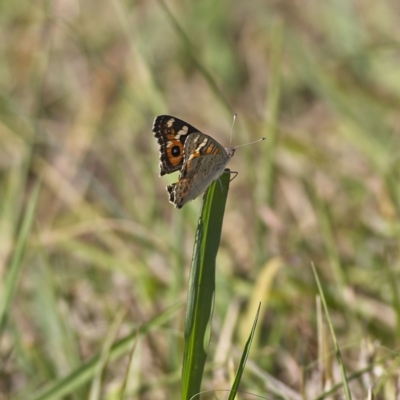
233 136 266 150
229 113 237 146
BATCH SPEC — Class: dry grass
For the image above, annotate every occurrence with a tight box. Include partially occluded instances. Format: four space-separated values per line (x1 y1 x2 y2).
1 0 400 399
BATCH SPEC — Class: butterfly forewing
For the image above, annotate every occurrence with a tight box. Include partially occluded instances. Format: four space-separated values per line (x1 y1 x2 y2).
152 115 201 176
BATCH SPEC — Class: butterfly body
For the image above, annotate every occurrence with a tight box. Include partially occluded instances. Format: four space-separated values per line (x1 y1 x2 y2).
152 115 235 208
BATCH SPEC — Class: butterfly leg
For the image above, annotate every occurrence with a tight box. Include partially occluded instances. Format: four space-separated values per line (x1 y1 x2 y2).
223 168 238 182
217 177 224 193
218 170 238 192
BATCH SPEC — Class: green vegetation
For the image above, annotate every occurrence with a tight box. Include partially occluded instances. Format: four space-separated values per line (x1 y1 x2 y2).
1 0 399 398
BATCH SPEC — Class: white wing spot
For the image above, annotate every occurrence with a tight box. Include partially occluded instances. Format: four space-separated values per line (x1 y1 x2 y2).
166 118 175 127
176 125 189 138
197 138 208 150
188 138 209 161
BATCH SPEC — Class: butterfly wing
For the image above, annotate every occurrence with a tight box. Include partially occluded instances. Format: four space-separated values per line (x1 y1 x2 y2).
152 115 201 176
167 133 231 208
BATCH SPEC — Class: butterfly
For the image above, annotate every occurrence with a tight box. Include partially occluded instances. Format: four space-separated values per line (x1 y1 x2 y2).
152 115 265 208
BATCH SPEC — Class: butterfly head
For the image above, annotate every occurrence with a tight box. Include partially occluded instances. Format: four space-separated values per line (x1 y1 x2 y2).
225 146 236 158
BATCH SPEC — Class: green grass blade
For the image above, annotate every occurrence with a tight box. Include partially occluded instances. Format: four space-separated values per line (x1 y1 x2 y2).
263 19 283 207
228 303 261 400
181 172 230 400
89 310 126 400
155 0 232 113
256 19 283 263
383 260 400 340
305 180 348 292
311 263 352 400
0 181 40 333
118 327 140 400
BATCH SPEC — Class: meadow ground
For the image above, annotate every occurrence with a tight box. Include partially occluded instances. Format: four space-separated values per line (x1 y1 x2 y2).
1 0 400 399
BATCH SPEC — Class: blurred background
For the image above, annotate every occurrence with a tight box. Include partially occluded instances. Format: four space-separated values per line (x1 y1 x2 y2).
1 0 400 398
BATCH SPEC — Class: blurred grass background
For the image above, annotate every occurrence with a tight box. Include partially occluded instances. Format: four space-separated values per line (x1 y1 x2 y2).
1 0 400 398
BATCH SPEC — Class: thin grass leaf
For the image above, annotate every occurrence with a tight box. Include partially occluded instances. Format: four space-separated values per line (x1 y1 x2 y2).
32 258 81 386
155 0 232 113
383 260 400 339
0 180 40 333
306 181 347 289
228 303 261 400
118 327 140 400
239 257 282 347
89 310 126 400
182 172 230 400
263 18 283 207
373 353 400 398
256 19 283 263
255 19 284 264
311 263 352 400
312 351 399 400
